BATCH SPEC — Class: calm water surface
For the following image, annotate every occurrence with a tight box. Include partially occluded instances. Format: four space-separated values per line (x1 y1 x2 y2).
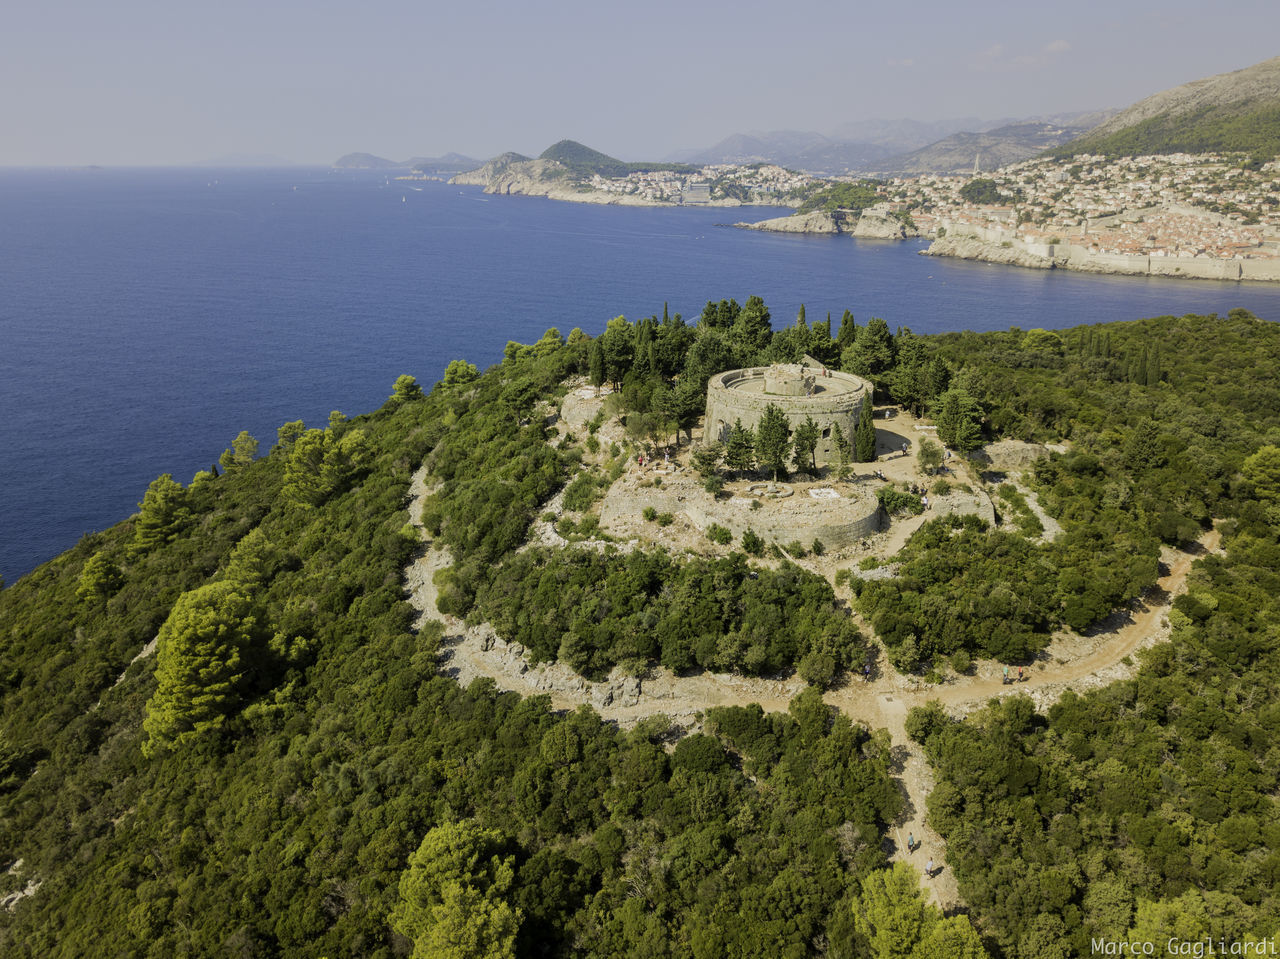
4 167 1280 580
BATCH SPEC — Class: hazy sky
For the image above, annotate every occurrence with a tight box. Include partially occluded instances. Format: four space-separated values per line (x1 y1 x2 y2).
4 0 1278 165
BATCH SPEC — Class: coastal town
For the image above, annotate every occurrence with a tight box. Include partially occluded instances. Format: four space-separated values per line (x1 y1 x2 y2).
584 162 818 205
891 152 1280 272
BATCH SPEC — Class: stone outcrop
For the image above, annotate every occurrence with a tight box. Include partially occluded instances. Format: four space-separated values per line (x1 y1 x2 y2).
922 235 1059 270
734 204 918 239
850 207 915 239
734 211 841 234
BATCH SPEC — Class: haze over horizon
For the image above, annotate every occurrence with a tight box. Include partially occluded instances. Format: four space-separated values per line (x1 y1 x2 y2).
4 0 1278 167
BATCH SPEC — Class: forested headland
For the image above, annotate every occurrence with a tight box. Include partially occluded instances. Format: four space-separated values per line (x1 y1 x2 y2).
1 301 1279 956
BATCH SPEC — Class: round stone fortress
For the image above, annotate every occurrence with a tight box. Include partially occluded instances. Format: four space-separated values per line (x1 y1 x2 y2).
704 358 872 467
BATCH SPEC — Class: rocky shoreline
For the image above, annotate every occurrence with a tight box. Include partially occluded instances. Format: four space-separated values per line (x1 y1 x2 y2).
920 234 1280 282
733 206 919 239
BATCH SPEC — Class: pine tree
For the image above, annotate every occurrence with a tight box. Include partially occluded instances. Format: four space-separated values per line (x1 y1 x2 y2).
142 581 263 756
129 473 191 558
390 820 520 959
1147 345 1161 386
218 430 259 472
76 552 123 603
855 399 877 462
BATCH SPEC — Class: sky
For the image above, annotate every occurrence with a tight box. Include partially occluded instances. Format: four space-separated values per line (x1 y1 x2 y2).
3 0 1278 166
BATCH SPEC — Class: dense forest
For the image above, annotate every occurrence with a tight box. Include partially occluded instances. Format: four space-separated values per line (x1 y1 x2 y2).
2 302 1279 956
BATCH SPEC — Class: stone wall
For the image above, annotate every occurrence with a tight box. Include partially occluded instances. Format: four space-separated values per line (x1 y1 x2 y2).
704 363 871 467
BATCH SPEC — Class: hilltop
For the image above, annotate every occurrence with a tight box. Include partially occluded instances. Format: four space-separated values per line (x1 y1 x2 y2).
2 308 1279 955
1054 54 1280 157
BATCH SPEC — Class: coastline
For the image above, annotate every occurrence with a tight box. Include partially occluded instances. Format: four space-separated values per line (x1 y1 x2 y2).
920 233 1280 283
448 168 789 209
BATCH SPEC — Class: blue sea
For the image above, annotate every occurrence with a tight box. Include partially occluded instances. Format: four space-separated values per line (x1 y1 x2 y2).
4 166 1280 582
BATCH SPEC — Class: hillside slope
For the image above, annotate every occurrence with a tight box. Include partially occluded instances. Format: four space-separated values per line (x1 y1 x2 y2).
1056 54 1280 156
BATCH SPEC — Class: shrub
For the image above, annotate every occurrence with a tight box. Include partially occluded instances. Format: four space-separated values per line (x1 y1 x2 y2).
741 530 765 556
642 506 657 522
707 524 733 545
811 539 825 556
786 541 808 558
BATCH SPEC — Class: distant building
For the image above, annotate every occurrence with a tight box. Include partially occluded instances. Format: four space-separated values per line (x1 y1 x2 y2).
682 181 711 204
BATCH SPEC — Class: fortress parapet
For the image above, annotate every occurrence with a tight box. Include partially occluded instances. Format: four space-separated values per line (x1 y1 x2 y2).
703 358 871 467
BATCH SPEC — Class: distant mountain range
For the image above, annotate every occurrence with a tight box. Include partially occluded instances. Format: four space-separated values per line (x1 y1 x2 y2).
1053 54 1280 157
339 55 1280 183
332 152 479 173
666 111 1117 175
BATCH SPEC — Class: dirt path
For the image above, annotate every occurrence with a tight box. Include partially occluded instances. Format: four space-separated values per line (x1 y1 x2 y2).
403 463 1218 913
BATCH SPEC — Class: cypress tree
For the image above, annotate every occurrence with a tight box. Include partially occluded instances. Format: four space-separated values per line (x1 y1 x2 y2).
855 397 877 462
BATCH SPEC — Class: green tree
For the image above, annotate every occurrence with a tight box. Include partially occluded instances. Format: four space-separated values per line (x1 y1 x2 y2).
274 420 305 451
959 177 1003 204
327 409 347 430
691 443 723 478
851 862 935 959
443 359 480 387
917 439 943 475
934 389 983 451
588 338 605 387
756 403 792 481
76 552 123 603
218 430 259 471
724 420 756 474
731 295 773 355
832 422 852 479
129 473 191 557
390 374 424 403
532 327 564 357
598 316 634 389
913 916 987 959
836 309 858 352
1242 445 1280 503
856 399 878 463
843 318 896 381
792 415 820 472
391 820 520 959
142 581 264 756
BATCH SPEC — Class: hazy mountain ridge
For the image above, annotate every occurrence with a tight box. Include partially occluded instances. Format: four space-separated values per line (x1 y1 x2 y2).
667 112 1115 175
333 151 479 172
1056 54 1280 156
877 121 1093 174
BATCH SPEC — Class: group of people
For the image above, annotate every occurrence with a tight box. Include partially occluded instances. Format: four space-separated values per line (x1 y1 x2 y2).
1001 665 1026 684
905 833 938 879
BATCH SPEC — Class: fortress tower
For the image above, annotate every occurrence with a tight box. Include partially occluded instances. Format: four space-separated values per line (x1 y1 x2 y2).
702 358 871 467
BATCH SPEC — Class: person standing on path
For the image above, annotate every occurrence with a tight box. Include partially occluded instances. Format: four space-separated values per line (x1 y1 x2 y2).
907 832 915 853
1003 665 1010 685
926 858 934 878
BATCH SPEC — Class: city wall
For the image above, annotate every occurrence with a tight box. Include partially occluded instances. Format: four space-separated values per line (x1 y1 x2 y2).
933 220 1280 282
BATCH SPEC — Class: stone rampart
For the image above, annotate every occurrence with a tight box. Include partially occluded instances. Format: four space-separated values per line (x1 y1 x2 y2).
704 362 871 467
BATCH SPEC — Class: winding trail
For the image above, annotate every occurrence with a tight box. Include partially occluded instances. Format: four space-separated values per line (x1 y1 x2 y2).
404 464 1219 912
